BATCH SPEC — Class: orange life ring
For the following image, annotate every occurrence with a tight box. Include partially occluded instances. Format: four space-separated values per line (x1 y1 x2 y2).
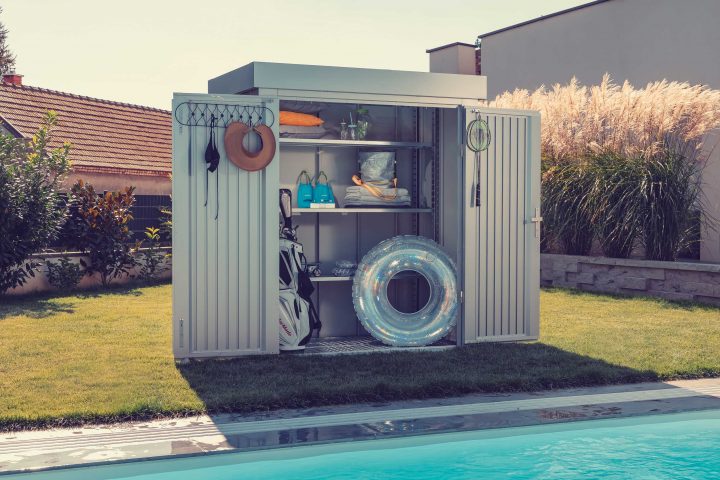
224 122 276 172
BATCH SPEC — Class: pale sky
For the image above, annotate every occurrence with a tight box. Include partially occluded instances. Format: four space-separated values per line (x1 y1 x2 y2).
3 0 586 109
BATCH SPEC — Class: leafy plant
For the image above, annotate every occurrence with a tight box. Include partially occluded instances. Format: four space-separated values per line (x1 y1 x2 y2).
0 112 70 293
542 160 595 255
63 181 137 287
45 256 84 291
640 143 705 261
137 227 167 281
0 7 15 75
589 153 644 258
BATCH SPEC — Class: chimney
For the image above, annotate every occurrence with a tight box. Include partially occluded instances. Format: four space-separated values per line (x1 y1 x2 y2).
2 73 23 86
426 42 478 75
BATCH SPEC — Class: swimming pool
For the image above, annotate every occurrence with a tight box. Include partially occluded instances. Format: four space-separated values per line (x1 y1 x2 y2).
5 409 720 479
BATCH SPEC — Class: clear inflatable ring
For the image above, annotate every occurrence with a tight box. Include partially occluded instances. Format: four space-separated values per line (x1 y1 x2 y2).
352 235 459 346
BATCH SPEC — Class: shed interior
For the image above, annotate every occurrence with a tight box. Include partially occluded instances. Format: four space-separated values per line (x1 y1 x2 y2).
276 101 458 348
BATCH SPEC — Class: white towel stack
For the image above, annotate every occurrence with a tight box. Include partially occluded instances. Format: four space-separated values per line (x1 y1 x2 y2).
343 183 411 207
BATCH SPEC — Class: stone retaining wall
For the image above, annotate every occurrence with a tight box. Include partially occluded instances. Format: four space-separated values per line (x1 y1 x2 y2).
541 254 720 306
7 249 172 296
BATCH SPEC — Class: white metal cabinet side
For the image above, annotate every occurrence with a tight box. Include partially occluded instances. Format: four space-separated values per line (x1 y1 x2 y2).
461 107 541 343
172 93 279 358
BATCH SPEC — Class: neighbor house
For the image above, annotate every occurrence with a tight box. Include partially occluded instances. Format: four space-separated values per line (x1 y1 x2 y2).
0 73 171 195
427 0 720 263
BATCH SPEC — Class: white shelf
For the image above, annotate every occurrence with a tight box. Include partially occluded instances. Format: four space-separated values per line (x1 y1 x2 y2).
309 271 424 283
279 138 432 149
294 208 431 215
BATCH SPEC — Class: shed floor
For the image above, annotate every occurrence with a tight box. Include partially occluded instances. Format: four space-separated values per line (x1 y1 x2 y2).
300 336 455 356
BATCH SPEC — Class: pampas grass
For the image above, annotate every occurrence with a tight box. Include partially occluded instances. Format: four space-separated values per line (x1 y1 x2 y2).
493 76 720 259
492 74 720 162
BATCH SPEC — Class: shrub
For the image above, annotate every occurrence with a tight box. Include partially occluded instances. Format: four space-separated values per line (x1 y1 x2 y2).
0 112 70 293
542 160 595 255
137 227 167 282
64 181 137 286
589 153 644 258
46 256 84 291
640 143 704 261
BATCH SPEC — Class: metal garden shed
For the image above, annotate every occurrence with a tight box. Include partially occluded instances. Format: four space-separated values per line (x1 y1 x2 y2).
171 62 540 359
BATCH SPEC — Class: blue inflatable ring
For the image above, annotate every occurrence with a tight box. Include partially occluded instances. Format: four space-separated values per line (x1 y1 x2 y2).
352 235 458 346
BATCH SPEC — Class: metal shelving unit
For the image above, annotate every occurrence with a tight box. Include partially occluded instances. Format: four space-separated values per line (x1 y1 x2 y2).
280 104 439 339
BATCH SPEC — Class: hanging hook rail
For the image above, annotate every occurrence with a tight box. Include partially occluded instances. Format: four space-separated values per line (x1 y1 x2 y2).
174 101 275 129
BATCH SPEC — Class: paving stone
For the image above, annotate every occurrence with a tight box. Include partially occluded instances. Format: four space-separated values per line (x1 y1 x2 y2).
620 276 649 291
567 272 595 284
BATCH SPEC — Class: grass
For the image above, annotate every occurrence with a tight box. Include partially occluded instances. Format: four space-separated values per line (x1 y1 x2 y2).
0 283 718 430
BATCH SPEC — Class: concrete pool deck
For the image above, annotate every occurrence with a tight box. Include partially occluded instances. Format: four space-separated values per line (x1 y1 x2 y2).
2 378 719 474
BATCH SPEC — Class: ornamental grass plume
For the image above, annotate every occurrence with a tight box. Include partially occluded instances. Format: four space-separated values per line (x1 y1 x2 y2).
492 74 720 163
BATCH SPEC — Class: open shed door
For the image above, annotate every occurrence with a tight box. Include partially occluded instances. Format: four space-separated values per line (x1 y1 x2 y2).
461 107 541 342
172 93 279 358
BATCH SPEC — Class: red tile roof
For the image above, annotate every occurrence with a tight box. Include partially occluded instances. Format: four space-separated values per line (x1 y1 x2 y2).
0 81 171 177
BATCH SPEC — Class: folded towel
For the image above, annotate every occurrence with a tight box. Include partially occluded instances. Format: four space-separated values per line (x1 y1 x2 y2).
345 186 409 197
344 196 411 204
344 197 411 207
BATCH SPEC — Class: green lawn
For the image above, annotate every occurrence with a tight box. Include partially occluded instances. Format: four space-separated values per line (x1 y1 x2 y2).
0 283 718 430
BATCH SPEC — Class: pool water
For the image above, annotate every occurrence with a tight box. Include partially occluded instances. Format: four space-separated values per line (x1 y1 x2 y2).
10 410 720 479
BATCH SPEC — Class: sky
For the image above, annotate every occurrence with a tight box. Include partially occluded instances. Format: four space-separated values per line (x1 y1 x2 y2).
2 0 587 109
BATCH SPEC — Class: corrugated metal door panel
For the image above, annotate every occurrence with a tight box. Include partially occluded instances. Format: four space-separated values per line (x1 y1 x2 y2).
172 93 279 358
507 117 518 336
525 116 542 339
171 109 190 358
462 108 540 343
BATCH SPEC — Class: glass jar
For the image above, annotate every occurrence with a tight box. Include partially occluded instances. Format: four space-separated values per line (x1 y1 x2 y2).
356 108 372 140
339 120 349 140
348 123 358 141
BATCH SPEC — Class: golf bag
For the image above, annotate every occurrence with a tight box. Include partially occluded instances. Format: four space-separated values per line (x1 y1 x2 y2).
279 189 321 351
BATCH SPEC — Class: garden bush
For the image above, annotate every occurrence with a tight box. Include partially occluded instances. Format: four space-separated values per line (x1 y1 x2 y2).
588 153 644 258
493 76 720 260
542 160 595 255
640 142 704 261
137 226 168 282
46 256 84 291
0 112 70 293
63 181 138 286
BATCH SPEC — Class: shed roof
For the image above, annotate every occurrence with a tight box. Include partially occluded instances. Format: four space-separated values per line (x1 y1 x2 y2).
208 62 487 101
478 0 613 39
0 81 171 177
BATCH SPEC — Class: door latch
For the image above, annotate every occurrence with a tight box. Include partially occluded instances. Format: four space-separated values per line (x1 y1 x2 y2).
531 208 543 238
179 318 184 348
